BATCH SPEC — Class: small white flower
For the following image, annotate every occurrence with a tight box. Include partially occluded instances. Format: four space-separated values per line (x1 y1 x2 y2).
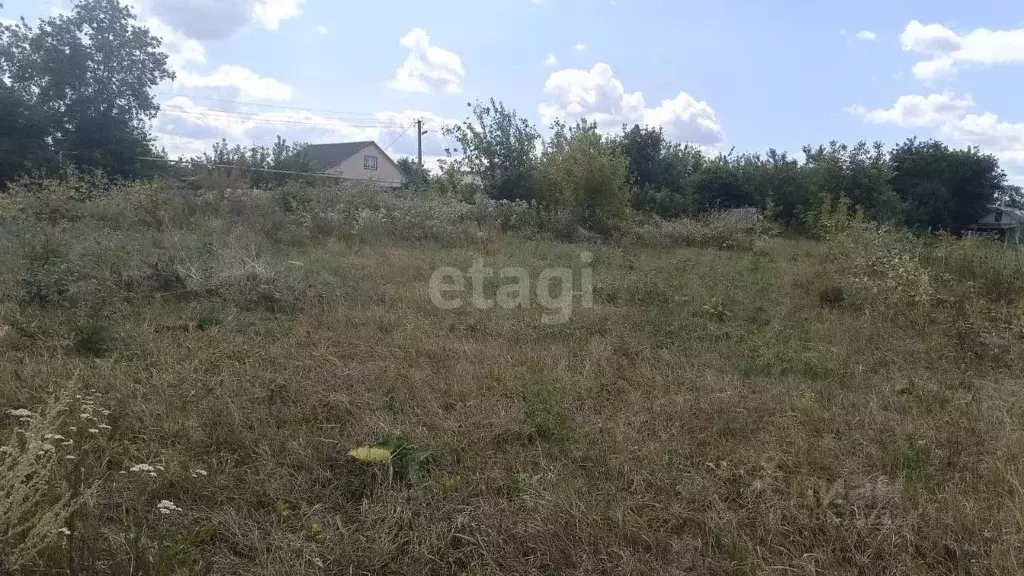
156 500 181 513
148 472 156 477
65 455 76 460
68 427 77 432
97 424 111 430
129 463 156 473
100 410 111 416
7 409 34 418
19 417 32 423
87 428 99 434
43 433 64 440
61 440 73 446
57 527 71 536
190 469 208 477
80 413 95 421
154 465 165 471
40 443 55 452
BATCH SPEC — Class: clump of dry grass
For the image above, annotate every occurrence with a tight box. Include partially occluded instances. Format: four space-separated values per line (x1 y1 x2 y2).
0 385 110 573
622 211 775 250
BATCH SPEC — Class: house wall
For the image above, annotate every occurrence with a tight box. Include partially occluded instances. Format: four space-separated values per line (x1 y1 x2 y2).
324 144 403 186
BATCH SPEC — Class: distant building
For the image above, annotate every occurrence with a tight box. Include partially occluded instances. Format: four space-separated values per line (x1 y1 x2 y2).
304 141 403 187
972 205 1024 243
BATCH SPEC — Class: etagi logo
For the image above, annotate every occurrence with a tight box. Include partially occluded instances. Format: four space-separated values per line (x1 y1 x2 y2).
428 252 594 324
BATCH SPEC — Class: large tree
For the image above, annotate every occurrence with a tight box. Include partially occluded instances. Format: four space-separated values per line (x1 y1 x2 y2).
890 138 1005 232
0 0 173 182
443 99 541 202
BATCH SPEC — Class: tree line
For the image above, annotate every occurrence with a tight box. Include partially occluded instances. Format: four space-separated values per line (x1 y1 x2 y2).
431 99 1022 235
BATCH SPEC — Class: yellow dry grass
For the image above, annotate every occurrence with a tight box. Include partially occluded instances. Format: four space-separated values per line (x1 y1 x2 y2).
1 181 1023 574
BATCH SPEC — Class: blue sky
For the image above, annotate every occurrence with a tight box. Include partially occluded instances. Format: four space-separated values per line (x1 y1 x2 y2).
4 0 1023 181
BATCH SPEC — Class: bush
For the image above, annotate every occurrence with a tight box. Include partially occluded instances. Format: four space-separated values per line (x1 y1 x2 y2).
538 120 631 234
72 321 113 357
19 238 77 307
825 220 936 312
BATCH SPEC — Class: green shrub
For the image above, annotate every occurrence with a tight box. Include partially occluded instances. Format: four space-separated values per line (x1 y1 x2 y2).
818 285 847 309
19 238 77 307
538 120 631 234
72 321 113 358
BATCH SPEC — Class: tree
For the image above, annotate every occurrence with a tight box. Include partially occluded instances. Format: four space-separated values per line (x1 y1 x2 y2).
1000 184 1024 209
890 138 1004 232
396 157 430 186
538 118 631 233
619 124 666 192
687 156 748 212
0 7 51 184
0 0 173 182
443 99 541 202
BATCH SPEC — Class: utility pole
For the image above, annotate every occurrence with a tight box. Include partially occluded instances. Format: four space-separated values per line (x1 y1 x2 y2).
416 118 423 168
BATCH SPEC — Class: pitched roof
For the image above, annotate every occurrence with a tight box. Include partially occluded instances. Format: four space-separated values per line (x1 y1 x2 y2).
304 141 375 172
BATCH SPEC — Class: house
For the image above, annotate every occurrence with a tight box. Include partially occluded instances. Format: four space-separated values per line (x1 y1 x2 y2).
972 205 1024 243
304 141 403 187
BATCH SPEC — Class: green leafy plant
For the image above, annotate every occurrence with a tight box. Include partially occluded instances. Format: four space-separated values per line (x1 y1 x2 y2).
348 436 431 484
72 321 112 358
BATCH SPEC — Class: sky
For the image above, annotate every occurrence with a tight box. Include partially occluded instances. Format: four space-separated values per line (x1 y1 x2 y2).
3 0 1024 182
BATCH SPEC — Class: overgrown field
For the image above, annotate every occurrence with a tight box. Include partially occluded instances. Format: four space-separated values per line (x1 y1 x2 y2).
2 180 1024 575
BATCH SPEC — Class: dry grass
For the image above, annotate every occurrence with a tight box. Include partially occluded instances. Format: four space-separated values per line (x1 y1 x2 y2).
1 181 1024 574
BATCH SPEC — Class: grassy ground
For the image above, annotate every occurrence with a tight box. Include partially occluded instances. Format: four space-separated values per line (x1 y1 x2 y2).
1 182 1024 574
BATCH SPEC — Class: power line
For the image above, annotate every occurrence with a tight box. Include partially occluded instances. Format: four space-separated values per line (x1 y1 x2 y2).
156 92 382 119
383 123 414 150
159 107 404 130
158 105 402 126
135 156 403 184
155 94 449 131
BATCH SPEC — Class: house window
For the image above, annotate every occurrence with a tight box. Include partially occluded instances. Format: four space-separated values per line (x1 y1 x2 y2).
363 155 378 171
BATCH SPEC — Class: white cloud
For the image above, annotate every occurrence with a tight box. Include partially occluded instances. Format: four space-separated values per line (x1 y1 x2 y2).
142 0 251 41
574 43 587 52
543 53 557 66
149 131 213 159
847 92 1024 171
174 65 294 101
846 92 975 127
855 30 877 41
251 0 304 31
538 62 723 145
387 28 465 93
129 0 303 41
900 20 1024 79
142 17 207 72
316 25 328 35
